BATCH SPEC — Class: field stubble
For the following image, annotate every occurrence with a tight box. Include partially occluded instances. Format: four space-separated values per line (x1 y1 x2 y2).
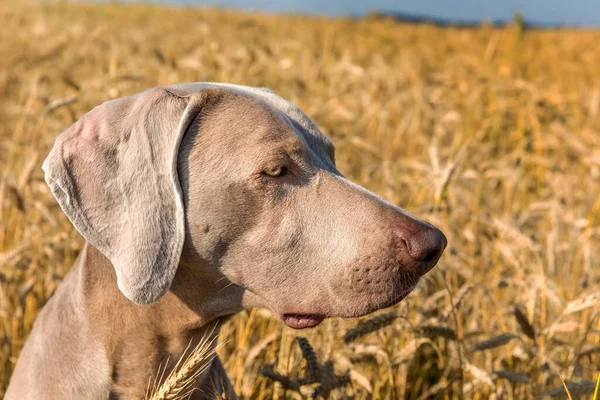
1 1 600 398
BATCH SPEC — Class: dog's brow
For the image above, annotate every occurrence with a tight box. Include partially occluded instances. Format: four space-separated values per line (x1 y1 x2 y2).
281 137 305 154
258 131 306 156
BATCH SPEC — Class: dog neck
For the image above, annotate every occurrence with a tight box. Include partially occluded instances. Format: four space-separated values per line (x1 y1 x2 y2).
77 242 242 398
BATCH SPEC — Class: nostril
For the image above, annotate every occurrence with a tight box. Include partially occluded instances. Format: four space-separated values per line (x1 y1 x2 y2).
400 226 447 269
420 248 441 264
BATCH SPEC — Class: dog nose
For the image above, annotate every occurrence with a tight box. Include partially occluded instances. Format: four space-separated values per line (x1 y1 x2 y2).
399 225 447 274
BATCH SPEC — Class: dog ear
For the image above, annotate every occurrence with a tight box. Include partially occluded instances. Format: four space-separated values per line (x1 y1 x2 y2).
42 88 205 304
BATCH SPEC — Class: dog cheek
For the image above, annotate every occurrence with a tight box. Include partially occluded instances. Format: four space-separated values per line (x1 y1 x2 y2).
223 183 264 233
205 183 269 279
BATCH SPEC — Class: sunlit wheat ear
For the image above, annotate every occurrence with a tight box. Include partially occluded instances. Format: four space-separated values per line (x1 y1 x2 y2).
343 312 398 343
473 333 518 351
146 326 221 400
465 363 495 388
578 344 600 359
243 331 280 369
296 337 321 381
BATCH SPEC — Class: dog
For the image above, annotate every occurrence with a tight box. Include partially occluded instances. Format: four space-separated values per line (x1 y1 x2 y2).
6 83 447 399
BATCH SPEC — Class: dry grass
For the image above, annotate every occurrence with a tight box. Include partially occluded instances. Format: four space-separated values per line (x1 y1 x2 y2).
1 1 600 398
147 328 219 400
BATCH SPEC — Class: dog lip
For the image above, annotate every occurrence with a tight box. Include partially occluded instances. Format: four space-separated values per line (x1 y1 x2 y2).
281 313 326 329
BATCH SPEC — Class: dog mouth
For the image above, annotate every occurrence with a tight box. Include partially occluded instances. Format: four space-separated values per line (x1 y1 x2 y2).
279 284 418 328
282 313 326 329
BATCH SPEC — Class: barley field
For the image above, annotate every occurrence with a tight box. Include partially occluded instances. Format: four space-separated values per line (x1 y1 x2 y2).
1 1 600 398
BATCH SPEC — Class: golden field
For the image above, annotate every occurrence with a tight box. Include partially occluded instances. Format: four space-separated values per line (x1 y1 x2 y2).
1 1 600 398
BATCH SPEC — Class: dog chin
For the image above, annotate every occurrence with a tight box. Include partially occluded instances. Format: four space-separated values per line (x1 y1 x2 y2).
342 285 418 318
245 280 418 328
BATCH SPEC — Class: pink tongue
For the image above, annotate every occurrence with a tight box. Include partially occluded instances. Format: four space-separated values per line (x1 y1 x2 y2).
282 314 325 329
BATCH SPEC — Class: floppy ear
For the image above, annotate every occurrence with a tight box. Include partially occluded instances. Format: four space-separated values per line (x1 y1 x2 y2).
42 88 204 304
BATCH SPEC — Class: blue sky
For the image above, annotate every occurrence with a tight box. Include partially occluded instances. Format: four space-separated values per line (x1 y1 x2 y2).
153 0 600 26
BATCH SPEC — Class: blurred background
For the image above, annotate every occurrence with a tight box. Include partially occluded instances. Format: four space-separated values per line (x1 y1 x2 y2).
133 0 600 26
1 0 599 398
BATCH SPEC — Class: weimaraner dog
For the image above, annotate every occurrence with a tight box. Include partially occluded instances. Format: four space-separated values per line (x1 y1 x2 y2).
6 83 446 399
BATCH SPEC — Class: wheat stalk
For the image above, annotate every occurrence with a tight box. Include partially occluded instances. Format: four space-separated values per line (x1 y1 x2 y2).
260 364 302 392
513 306 536 339
311 374 351 399
4 3 600 398
243 331 279 369
296 337 321 381
343 312 398 343
147 327 220 400
546 380 597 398
473 333 518 351
417 325 457 340
493 369 530 384
311 361 351 399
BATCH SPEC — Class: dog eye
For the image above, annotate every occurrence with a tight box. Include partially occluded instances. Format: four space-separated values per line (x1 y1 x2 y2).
263 166 288 177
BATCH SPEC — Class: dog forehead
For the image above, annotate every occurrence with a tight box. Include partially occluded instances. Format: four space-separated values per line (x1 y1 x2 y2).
167 82 335 159
190 88 295 150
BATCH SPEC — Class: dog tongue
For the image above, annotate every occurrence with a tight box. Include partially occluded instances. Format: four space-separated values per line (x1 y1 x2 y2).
282 314 325 329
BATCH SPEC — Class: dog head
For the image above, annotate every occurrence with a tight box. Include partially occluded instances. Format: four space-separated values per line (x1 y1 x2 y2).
43 83 446 328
